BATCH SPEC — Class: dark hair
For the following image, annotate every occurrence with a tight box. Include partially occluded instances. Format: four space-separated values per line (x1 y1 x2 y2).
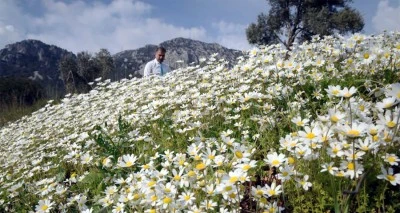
156 46 166 53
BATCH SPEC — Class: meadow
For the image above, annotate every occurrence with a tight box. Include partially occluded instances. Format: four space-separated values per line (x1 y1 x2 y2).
0 32 399 212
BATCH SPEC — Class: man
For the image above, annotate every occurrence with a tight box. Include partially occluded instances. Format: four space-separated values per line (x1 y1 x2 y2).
143 47 170 77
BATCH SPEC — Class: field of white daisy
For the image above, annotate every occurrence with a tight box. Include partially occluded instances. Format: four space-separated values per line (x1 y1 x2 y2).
1 32 400 212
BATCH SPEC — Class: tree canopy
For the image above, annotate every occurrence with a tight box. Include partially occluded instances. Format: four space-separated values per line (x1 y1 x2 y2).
59 49 115 94
246 0 364 50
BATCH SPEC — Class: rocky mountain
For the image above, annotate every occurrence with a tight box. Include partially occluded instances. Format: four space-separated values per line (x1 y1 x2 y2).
0 40 75 98
0 38 243 98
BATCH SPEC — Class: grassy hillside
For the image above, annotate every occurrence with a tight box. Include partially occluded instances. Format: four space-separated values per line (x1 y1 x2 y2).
0 76 47 127
0 32 400 212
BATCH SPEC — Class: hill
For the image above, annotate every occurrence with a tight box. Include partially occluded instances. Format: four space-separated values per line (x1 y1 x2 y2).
0 38 243 95
0 32 399 212
0 40 74 97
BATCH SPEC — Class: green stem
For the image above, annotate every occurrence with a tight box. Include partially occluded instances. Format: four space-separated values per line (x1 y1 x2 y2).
380 182 388 213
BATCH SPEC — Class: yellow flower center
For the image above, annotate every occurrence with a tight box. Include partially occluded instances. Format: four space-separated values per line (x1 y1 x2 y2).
363 53 370 59
243 164 251 171
188 171 196 177
336 172 345 177
196 163 206 170
387 175 395 182
330 115 339 122
149 209 156 213
125 161 133 167
174 175 181 181
387 121 396 128
147 180 156 187
347 58 353 64
41 205 49 211
288 157 295 164
296 121 304 126
384 133 392 142
359 105 365 111
271 159 280 166
344 92 352 98
179 160 185 166
163 197 172 204
332 90 340 95
347 129 360 137
369 129 378 135
235 151 243 159
388 156 396 163
306 132 316 139
256 190 264 196
347 162 354 170
268 189 276 196
225 186 233 191
229 176 239 183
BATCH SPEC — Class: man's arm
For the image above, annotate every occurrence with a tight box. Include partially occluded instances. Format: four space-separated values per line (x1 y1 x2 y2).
143 62 151 77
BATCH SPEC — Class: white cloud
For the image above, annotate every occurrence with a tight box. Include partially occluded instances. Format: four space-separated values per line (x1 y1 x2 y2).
372 0 400 33
211 21 252 50
0 0 207 53
0 0 28 46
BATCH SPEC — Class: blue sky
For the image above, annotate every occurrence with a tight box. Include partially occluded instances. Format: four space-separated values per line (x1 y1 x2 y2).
0 0 399 54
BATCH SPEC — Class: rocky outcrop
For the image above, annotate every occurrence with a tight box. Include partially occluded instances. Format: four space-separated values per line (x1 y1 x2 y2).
0 40 75 98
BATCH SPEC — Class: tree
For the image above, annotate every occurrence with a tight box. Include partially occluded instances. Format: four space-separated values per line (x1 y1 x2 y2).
0 76 44 107
59 55 90 94
76 51 101 83
59 49 115 94
94 49 115 80
246 0 364 50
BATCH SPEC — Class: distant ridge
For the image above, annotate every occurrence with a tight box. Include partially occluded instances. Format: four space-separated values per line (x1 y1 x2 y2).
0 38 243 97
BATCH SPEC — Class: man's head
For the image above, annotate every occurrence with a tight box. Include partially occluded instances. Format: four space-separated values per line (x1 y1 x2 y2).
155 47 166 63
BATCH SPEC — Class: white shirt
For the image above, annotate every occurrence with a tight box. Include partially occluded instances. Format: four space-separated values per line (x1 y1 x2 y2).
143 59 170 77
